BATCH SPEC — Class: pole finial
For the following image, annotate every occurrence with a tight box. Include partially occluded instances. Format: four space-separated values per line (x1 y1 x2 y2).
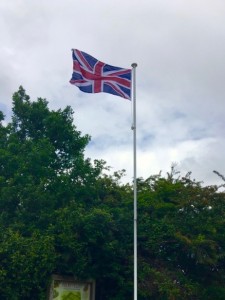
131 63 138 68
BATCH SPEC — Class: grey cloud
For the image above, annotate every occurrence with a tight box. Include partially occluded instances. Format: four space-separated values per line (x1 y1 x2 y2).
1 0 225 185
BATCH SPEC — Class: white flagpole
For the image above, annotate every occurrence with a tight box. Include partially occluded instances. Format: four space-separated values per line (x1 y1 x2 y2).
131 62 138 300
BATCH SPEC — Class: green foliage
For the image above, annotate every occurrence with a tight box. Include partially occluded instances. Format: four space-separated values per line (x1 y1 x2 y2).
1 87 225 299
0 228 56 300
137 171 225 299
0 87 133 299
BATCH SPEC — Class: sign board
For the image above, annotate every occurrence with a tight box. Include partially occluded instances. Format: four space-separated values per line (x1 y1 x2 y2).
48 275 95 300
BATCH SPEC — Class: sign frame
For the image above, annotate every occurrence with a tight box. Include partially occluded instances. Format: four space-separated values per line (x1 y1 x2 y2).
48 275 95 300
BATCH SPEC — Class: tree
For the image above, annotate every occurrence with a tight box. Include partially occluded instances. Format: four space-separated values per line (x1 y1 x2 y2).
1 87 225 299
137 169 225 299
0 87 133 299
0 87 106 298
0 87 102 225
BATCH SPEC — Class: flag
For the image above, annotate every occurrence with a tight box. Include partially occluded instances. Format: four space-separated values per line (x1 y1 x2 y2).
70 49 131 100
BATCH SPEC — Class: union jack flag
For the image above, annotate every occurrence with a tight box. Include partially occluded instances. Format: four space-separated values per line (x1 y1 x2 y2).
70 49 131 100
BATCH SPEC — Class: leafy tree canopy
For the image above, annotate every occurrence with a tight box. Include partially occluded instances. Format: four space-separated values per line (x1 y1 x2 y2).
1 88 225 299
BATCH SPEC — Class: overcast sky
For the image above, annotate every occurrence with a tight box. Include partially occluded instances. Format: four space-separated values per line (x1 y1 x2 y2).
1 0 225 186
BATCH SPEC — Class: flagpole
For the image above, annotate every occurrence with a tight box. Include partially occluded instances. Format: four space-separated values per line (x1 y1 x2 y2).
131 62 138 300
